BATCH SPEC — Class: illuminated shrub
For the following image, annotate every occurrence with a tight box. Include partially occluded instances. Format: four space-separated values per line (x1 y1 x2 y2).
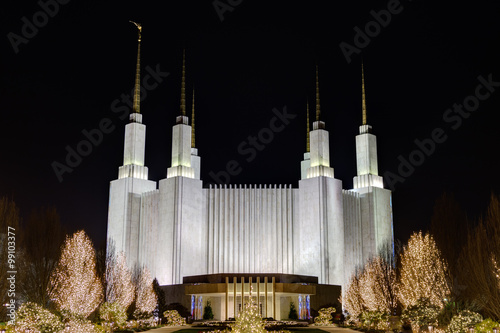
475 318 500 333
99 302 127 328
313 307 336 326
13 302 64 333
401 298 440 332
163 310 186 326
446 310 483 333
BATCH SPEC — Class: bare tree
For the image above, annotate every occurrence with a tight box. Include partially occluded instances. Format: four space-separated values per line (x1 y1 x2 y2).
342 270 365 320
17 207 66 306
0 197 20 320
429 192 468 288
106 249 135 311
456 193 500 319
360 255 398 315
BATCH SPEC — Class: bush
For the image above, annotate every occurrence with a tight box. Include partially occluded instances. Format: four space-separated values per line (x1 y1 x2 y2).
288 302 298 320
203 300 214 320
475 318 500 333
313 307 336 326
163 310 187 326
14 302 64 333
401 298 440 331
360 310 388 330
446 310 483 333
99 302 127 328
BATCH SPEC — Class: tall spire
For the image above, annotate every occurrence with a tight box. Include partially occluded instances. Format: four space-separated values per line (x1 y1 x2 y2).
362 61 367 125
180 49 186 116
130 21 142 114
191 89 195 148
306 101 310 152
315 65 320 121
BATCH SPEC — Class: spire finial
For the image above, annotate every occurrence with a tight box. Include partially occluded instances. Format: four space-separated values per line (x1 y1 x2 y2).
315 65 320 121
180 49 186 116
306 101 310 153
191 88 195 148
130 21 142 114
362 61 367 125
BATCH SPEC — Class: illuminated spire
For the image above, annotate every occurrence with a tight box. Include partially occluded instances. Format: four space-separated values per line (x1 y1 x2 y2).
306 101 310 152
362 61 367 125
191 89 195 148
315 65 320 121
180 49 186 116
130 21 142 114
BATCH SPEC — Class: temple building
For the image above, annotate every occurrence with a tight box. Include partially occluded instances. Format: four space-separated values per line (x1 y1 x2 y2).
106 25 393 320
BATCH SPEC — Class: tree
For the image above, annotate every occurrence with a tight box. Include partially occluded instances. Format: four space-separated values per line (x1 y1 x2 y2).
48 230 103 318
398 231 450 309
203 300 214 320
359 255 398 315
0 197 20 320
231 296 266 333
17 207 66 307
429 192 468 296
288 301 298 320
134 267 157 316
456 194 500 319
106 251 135 310
343 272 365 319
153 278 166 319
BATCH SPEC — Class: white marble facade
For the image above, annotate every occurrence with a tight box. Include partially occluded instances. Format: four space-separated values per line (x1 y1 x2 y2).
107 110 393 289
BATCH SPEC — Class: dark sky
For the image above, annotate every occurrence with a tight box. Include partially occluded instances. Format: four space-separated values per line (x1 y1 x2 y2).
1 0 499 246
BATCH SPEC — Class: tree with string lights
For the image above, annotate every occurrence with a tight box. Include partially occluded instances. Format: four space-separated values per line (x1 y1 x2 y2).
359 255 398 315
106 251 135 310
134 267 157 316
231 296 266 333
48 230 103 318
342 272 365 321
398 231 450 309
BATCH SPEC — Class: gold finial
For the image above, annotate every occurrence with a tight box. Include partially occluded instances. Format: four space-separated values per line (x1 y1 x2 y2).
306 101 310 153
180 49 186 116
362 61 367 125
315 65 320 121
191 88 195 148
130 21 142 114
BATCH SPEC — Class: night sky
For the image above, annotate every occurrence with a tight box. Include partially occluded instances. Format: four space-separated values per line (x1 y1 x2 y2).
1 0 499 246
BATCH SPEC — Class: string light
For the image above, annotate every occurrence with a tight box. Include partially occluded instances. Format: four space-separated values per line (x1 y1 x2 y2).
48 230 103 318
163 310 187 326
343 273 365 319
13 302 63 332
359 256 398 314
106 251 135 310
230 295 266 333
135 267 157 314
398 231 450 309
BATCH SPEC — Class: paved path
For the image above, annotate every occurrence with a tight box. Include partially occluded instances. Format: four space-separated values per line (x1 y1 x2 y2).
146 325 359 333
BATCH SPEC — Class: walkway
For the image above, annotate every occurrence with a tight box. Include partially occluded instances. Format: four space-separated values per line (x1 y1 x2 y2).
146 325 360 333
